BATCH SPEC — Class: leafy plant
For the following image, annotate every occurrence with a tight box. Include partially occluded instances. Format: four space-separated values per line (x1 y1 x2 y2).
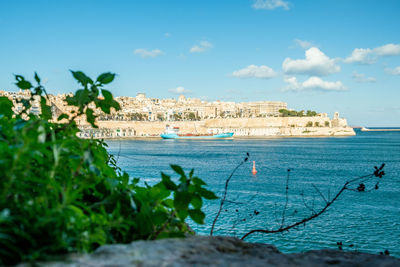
0 71 217 265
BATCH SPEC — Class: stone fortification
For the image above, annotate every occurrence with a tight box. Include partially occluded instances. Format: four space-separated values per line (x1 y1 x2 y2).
79 116 355 139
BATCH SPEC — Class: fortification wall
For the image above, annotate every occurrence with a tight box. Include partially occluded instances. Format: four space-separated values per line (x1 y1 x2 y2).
83 117 355 138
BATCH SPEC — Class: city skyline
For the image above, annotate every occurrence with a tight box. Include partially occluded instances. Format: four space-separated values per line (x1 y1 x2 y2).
0 0 399 126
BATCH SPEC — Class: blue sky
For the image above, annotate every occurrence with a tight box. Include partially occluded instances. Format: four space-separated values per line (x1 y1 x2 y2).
0 0 399 126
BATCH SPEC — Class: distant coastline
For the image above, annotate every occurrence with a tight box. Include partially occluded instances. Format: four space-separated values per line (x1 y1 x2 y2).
78 116 355 139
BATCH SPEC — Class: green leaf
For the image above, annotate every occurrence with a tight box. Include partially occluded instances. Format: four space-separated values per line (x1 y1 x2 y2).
34 72 41 84
0 97 14 118
198 188 218 200
174 191 191 211
170 165 186 181
15 75 32 89
70 70 93 87
57 113 69 121
192 177 206 186
162 199 174 208
177 210 188 221
85 108 97 128
188 209 205 224
40 96 52 120
190 194 202 209
101 89 113 101
161 172 177 190
96 72 115 84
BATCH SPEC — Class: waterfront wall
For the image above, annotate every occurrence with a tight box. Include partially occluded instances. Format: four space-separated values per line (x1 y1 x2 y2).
79 117 355 138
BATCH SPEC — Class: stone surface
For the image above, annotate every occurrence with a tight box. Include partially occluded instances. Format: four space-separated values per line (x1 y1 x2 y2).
17 236 400 267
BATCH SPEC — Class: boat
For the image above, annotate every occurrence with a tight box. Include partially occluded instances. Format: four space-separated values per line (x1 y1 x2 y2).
160 125 234 139
361 127 400 132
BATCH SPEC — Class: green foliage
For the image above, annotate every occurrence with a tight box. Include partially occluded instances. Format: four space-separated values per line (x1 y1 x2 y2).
186 112 197 121
173 113 182 121
279 109 318 117
0 72 216 265
306 121 313 127
64 70 120 127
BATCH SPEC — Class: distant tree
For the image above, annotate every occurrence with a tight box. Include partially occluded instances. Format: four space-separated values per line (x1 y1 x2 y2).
324 121 330 127
306 110 317 116
187 112 197 121
173 113 182 121
157 114 164 121
279 109 307 117
279 109 289 117
314 121 320 127
306 121 313 127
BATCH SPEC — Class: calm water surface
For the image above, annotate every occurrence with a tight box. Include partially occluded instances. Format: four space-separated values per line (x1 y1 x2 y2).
106 129 400 256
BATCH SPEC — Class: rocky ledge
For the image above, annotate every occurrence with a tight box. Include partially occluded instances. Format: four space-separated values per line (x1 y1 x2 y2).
18 236 399 267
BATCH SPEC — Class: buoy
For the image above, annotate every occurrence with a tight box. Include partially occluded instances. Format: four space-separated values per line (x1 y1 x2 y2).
252 161 257 175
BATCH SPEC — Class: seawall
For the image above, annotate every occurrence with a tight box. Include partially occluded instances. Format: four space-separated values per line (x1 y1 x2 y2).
78 117 355 139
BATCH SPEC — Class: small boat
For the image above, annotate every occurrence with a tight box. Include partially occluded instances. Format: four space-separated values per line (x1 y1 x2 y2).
160 125 234 139
361 127 400 132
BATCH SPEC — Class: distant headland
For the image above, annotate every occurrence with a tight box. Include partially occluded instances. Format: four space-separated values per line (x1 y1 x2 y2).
0 90 355 138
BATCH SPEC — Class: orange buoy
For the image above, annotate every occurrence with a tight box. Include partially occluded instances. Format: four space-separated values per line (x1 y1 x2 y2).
252 161 257 175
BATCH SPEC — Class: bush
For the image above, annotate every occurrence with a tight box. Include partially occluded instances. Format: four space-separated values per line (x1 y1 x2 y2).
0 72 217 265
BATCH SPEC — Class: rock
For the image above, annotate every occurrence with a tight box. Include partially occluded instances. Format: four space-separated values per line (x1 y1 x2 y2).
17 236 400 267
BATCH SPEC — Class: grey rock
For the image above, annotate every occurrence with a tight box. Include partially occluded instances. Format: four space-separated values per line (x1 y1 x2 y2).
17 236 400 267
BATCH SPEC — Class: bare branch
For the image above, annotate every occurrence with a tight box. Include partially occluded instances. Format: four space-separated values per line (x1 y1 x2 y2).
281 169 291 227
210 153 249 236
240 164 385 241
241 182 349 240
312 184 328 204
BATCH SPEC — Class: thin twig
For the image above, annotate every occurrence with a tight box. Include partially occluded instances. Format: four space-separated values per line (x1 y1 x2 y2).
312 184 328 204
210 153 249 236
240 164 385 240
281 169 290 227
241 182 348 240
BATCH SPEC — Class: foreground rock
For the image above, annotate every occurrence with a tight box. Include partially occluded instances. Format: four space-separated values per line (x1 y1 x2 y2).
18 236 399 267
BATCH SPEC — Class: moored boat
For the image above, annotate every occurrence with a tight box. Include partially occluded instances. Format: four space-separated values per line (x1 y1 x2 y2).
160 125 234 139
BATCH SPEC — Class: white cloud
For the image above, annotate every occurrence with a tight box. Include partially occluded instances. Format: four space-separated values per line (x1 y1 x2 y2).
232 65 277 79
385 66 400 76
373 43 400 56
190 41 213 53
134 48 164 58
164 32 171 38
352 72 376 83
344 43 400 64
284 76 346 91
169 86 191 94
252 0 290 10
344 48 374 64
282 47 340 76
294 39 314 49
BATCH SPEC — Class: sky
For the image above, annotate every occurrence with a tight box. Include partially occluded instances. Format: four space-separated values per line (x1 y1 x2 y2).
0 0 399 126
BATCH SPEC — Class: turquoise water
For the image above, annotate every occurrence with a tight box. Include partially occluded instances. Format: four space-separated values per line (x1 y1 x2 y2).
106 129 400 256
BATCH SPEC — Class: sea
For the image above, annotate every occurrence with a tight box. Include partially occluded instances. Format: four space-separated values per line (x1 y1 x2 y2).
106 129 400 257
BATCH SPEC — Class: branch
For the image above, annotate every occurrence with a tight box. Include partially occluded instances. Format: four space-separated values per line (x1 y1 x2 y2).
312 184 328 204
241 182 348 240
210 153 249 236
280 169 291 227
240 163 385 240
